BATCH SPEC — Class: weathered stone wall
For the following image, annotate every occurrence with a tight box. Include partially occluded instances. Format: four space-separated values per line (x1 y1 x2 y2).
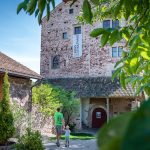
9 76 31 108
41 0 126 78
8 76 31 135
31 106 54 136
109 97 134 117
9 76 53 136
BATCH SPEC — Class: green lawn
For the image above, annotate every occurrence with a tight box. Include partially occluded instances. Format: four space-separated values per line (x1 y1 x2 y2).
50 133 95 140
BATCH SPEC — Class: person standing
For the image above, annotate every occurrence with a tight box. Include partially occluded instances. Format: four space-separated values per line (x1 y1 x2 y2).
64 125 71 147
54 108 64 147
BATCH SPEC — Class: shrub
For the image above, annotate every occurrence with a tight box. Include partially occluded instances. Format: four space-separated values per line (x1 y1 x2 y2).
15 128 44 150
0 73 15 145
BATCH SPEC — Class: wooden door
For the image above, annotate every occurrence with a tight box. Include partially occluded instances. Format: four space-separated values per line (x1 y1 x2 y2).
92 108 107 128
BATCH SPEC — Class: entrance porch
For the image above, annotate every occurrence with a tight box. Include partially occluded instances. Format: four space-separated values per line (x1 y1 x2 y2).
80 97 141 129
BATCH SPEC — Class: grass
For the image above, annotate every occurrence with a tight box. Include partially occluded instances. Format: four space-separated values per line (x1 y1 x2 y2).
50 133 95 140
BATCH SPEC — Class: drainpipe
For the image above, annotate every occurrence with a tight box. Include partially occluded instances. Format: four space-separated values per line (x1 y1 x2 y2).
106 97 109 123
28 79 43 129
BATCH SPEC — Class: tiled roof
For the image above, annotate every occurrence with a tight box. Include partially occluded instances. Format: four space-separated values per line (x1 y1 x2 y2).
43 77 137 98
0 52 42 79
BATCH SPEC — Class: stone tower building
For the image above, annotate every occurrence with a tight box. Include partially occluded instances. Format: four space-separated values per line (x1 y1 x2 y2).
40 1 143 129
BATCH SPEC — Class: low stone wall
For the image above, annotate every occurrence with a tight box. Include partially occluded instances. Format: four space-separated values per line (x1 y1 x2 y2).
31 105 54 136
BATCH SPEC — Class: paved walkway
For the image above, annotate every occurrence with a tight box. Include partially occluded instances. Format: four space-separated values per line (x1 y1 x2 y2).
43 129 99 150
44 139 98 150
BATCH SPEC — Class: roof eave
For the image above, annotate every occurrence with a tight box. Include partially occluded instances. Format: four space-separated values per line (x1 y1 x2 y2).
0 69 42 80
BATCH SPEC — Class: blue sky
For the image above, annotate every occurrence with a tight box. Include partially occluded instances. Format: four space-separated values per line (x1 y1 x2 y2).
0 0 61 74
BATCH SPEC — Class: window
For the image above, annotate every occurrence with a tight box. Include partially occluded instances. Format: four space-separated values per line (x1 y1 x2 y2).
69 9 73 14
118 46 123 57
52 55 60 69
112 46 123 58
74 26 81 34
112 20 119 29
103 20 119 29
112 47 118 57
103 20 110 29
63 32 68 39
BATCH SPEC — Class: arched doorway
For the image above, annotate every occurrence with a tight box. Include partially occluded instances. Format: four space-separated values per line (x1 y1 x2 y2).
92 107 107 128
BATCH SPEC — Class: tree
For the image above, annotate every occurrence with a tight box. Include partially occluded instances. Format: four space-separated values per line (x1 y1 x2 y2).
32 84 80 125
0 73 15 145
60 90 80 126
32 84 61 116
17 0 150 97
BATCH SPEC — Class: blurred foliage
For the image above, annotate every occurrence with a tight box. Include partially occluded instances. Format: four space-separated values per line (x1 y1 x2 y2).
98 112 134 150
98 97 150 150
17 0 55 24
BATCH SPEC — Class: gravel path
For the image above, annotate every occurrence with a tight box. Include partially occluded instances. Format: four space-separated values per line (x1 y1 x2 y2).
44 139 98 150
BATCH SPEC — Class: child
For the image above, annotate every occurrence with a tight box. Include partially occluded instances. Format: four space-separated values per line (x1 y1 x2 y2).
64 125 70 147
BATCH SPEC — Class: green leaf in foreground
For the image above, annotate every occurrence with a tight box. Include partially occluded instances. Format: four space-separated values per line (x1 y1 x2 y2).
90 28 106 37
122 98 150 150
101 32 110 47
98 112 134 150
83 0 93 23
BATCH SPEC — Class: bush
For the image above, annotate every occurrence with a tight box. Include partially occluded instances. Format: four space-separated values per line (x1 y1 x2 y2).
15 128 44 150
0 73 15 145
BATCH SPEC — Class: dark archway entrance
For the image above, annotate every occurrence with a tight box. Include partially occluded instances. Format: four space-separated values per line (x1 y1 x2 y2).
92 107 107 128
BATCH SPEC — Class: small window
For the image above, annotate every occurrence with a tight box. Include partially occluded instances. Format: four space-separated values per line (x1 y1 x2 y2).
69 9 73 14
63 32 68 39
118 46 123 57
74 26 81 34
52 55 60 69
112 47 118 57
103 20 110 29
112 20 119 29
112 46 123 58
